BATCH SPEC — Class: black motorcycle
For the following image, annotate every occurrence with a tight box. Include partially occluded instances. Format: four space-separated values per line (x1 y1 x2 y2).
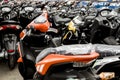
90 8 120 45
0 5 22 69
19 4 41 28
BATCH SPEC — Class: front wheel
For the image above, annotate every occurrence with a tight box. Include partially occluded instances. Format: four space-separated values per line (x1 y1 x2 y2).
8 54 17 70
33 72 42 80
18 60 36 79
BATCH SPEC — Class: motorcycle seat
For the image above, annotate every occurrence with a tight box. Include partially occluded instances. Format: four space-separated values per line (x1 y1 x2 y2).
54 15 71 24
86 16 95 20
0 20 20 25
94 44 120 58
36 44 120 63
36 44 93 63
55 44 92 55
36 48 56 63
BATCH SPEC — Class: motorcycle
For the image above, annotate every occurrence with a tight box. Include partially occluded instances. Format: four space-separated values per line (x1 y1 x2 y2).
33 44 100 80
17 8 58 79
90 8 120 45
93 44 120 80
61 15 84 44
34 43 120 80
61 8 97 44
19 4 41 29
51 10 71 36
0 5 22 69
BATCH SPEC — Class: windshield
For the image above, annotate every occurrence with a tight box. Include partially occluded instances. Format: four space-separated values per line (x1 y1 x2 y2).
34 15 47 23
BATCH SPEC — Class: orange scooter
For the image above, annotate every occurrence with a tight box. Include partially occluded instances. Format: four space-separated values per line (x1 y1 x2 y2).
34 44 116 80
17 9 58 80
33 44 99 80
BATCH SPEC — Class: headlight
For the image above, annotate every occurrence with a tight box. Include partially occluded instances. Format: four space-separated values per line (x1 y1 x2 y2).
34 15 47 23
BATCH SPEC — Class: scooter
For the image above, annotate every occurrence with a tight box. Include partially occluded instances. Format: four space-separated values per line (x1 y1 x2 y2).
34 44 120 80
34 44 100 80
0 5 22 69
19 4 41 29
93 44 120 80
90 8 120 45
61 14 95 44
17 8 58 79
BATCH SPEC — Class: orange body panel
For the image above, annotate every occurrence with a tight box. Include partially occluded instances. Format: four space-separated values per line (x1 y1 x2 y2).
36 52 99 75
17 43 23 63
28 20 50 32
20 30 25 39
27 11 51 32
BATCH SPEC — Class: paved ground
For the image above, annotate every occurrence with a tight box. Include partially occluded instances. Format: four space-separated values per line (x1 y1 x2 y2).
0 62 23 80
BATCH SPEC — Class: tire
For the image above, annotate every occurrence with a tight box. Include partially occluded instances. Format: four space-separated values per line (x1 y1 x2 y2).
33 72 42 80
18 62 26 78
8 54 17 70
18 60 36 79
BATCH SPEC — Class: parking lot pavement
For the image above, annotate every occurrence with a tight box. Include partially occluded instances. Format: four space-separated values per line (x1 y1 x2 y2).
0 62 23 80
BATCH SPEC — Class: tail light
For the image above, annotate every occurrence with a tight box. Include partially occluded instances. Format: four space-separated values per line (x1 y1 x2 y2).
0 25 20 30
7 50 14 53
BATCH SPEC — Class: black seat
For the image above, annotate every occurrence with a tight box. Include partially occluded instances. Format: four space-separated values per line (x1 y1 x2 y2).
53 15 71 24
0 20 20 25
94 44 120 58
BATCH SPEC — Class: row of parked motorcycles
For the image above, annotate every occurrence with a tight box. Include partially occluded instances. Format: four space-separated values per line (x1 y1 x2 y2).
1 1 120 80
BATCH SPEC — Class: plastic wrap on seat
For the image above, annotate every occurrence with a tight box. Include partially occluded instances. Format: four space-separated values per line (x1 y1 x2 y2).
36 44 120 63
55 44 93 55
94 44 120 57
36 48 57 63
36 44 93 63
